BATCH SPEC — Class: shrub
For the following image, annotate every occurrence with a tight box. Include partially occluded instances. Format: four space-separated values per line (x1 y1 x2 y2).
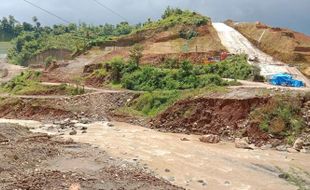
204 55 255 80
129 44 144 66
128 91 180 116
44 56 56 68
179 29 198 40
250 95 305 143
105 57 126 83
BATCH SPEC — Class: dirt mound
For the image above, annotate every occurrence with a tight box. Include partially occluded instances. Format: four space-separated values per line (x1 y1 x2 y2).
226 21 310 77
0 98 74 120
151 97 269 137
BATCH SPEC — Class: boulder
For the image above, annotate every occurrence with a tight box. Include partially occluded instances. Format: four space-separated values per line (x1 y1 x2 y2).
107 123 114 127
276 145 287 152
235 138 252 149
287 148 298 153
199 135 220 144
293 138 304 151
69 130 77 136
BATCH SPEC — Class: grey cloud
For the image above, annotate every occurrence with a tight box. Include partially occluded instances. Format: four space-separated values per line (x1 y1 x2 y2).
0 0 309 34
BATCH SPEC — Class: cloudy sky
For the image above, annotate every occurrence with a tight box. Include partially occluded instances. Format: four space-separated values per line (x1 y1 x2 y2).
0 0 309 34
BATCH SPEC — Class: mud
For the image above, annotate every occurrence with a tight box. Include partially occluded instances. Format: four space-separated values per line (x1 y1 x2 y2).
0 123 182 190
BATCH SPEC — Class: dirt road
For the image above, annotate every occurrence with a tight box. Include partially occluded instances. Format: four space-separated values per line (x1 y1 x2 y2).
0 58 25 83
4 119 306 190
213 23 310 87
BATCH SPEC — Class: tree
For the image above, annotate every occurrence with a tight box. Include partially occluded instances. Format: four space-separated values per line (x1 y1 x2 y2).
32 16 41 29
129 44 144 66
162 6 183 19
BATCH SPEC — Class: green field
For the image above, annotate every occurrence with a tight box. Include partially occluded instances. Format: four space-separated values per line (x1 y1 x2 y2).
0 42 11 57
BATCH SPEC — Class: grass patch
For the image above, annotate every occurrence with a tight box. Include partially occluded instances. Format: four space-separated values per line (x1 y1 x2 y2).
278 167 310 190
120 86 227 118
134 7 210 32
0 70 85 96
250 95 305 144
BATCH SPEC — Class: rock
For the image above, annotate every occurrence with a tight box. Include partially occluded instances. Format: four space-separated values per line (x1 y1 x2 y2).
69 130 77 136
81 130 87 134
70 120 79 124
107 123 114 127
293 138 304 151
287 148 298 153
235 138 252 149
199 135 220 144
270 139 282 147
180 138 190 141
276 145 287 152
300 147 310 154
80 118 90 124
81 126 88 131
165 169 170 173
260 144 272 150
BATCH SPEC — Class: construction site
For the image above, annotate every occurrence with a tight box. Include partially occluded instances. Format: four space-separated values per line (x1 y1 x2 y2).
0 2 310 190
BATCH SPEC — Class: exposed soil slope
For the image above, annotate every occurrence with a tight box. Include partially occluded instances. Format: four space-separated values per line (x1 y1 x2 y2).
151 97 269 141
84 23 226 75
226 21 310 77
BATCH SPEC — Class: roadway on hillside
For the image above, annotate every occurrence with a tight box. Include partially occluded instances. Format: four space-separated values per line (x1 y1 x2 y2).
213 23 310 87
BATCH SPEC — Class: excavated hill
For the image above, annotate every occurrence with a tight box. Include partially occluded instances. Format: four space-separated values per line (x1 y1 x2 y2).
84 22 226 74
226 20 310 77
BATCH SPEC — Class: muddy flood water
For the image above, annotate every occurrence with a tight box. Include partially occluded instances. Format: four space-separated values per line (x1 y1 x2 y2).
0 119 309 190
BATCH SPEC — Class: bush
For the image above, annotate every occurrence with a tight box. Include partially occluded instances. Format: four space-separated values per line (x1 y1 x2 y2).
121 60 227 91
179 29 198 40
203 55 255 80
128 91 180 116
44 56 56 68
250 95 305 143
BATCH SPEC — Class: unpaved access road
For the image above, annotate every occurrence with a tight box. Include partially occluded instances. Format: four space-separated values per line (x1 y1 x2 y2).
0 58 25 83
3 119 308 190
213 23 310 87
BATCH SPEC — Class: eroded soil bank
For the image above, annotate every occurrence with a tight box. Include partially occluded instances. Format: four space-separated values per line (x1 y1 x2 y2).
151 97 268 136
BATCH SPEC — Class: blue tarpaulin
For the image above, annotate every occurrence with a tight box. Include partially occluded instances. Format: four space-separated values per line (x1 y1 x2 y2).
269 73 304 87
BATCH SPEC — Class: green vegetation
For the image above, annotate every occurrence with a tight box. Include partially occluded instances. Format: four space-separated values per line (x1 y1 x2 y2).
6 7 210 66
137 7 210 32
0 70 85 96
250 95 305 144
0 42 11 55
89 54 256 91
44 56 56 68
125 91 180 117
278 167 310 190
121 86 227 117
6 17 136 65
203 54 260 80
